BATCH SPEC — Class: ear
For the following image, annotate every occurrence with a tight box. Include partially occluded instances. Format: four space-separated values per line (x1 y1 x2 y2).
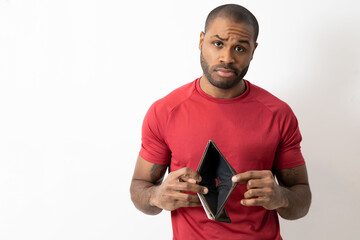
199 31 205 51
251 42 258 60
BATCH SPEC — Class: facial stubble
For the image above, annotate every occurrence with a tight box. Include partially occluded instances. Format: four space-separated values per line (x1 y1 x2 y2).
200 52 249 90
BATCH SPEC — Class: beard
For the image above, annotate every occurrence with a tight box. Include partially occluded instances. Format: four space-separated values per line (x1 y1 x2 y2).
200 52 249 90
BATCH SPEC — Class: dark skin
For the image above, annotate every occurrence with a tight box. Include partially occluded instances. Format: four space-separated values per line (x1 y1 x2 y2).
130 17 311 220
130 155 207 215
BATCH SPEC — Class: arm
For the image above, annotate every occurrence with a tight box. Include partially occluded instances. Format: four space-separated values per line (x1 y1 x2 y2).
130 155 208 215
231 164 311 220
274 165 311 219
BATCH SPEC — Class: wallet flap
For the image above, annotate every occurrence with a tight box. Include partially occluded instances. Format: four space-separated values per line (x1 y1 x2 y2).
197 193 215 220
197 140 238 223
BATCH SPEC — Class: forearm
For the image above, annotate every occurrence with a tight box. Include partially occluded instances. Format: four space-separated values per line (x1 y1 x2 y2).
130 179 162 215
277 184 311 220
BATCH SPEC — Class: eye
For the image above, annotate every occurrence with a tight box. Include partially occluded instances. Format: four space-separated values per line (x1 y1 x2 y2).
235 46 245 52
213 41 223 47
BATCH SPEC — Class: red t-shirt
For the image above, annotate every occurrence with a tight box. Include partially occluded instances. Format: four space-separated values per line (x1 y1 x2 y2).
140 78 305 240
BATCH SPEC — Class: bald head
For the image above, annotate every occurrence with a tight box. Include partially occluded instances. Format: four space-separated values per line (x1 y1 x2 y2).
204 4 259 42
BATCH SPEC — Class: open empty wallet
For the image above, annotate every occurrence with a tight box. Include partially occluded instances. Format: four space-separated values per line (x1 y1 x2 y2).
196 140 238 223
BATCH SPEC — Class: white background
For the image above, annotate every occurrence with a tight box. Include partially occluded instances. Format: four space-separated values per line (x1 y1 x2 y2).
1 0 359 239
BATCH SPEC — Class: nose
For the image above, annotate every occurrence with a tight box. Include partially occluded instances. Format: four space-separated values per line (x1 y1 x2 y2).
219 48 235 64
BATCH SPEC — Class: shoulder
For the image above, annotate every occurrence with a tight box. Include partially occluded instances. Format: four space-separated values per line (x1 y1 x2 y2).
247 81 294 116
141 80 197 144
143 80 197 136
151 79 197 115
247 81 301 141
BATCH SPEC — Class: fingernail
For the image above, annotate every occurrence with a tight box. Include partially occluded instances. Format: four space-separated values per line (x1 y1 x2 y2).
188 179 196 184
232 176 238 182
241 200 245 205
203 188 208 194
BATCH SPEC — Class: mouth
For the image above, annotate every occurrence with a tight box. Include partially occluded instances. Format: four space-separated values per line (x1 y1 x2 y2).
215 68 236 78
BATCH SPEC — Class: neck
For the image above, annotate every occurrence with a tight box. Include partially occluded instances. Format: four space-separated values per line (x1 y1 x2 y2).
199 76 246 99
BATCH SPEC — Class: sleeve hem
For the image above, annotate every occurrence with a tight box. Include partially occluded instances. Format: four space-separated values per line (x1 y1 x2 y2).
139 149 170 165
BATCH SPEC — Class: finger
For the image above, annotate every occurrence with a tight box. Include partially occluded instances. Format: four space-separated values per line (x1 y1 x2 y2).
175 200 202 208
173 182 208 194
241 198 266 207
171 192 201 203
244 188 270 199
161 199 202 211
173 167 202 183
232 170 272 184
179 174 201 184
247 178 272 189
161 193 202 211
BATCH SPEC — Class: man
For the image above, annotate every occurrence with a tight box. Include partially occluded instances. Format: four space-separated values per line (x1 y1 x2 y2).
130 4 311 240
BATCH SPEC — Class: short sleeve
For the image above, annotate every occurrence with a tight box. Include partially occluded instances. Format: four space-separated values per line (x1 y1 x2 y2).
273 105 305 170
139 103 171 165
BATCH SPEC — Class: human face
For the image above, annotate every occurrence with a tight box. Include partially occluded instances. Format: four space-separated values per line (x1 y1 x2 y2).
199 17 258 91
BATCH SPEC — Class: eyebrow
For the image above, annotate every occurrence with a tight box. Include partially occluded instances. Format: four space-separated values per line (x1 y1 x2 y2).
213 34 250 45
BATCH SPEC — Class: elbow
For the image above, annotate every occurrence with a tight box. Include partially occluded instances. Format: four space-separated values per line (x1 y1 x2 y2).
129 180 138 206
279 185 312 220
129 179 162 215
280 203 311 220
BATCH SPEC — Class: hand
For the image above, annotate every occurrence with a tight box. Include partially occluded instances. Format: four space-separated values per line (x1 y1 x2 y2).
150 167 208 211
232 170 288 210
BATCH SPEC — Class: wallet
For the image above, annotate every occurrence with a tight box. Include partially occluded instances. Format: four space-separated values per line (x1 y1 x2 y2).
196 140 238 223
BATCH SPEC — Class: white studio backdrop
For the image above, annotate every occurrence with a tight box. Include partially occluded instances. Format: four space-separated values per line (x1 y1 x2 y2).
0 0 359 239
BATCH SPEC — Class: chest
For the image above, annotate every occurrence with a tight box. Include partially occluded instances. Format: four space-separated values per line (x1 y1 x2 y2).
165 102 280 173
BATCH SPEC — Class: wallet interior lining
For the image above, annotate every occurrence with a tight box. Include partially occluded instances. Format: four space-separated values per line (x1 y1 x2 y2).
198 142 235 217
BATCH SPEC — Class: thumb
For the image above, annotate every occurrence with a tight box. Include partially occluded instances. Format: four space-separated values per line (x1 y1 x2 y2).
179 174 202 183
174 167 202 183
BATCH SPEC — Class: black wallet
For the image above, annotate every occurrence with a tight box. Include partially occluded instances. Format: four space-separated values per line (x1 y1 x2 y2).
196 140 238 223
